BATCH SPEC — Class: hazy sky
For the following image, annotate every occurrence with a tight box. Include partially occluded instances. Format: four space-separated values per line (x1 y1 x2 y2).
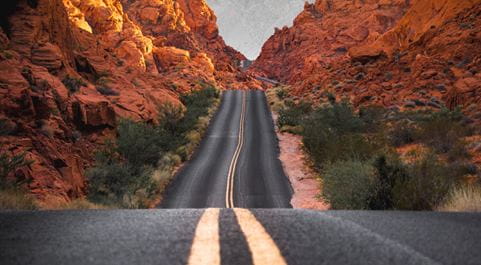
206 0 314 60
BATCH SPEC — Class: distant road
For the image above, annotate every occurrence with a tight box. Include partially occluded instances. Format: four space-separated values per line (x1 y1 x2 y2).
255 76 281 85
1 209 481 265
161 90 292 208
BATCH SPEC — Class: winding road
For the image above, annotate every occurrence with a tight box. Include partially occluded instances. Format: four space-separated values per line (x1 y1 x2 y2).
161 90 292 208
1 90 481 265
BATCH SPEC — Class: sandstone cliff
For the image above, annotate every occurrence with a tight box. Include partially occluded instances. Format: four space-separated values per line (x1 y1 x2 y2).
253 0 481 121
0 0 254 207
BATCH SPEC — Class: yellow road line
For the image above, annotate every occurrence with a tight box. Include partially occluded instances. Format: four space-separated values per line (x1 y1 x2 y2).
225 91 247 208
233 208 288 265
187 208 221 265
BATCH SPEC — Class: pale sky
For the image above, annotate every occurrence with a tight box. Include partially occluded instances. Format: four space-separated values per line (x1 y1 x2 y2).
206 0 314 60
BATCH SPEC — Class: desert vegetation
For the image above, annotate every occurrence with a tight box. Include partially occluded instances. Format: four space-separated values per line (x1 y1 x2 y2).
86 86 220 208
272 86 480 211
0 150 37 210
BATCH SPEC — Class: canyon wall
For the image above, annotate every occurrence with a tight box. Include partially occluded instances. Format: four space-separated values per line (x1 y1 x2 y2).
253 0 481 122
0 0 256 207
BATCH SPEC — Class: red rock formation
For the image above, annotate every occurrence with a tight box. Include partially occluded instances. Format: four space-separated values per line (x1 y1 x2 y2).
0 0 256 207
253 0 481 122
252 0 410 83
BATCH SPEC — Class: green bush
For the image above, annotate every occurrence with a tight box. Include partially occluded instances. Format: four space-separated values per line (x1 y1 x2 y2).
116 119 166 167
392 154 456 210
417 108 468 154
359 105 387 133
304 101 365 135
301 101 382 166
87 161 156 208
278 101 313 128
368 155 408 210
321 154 461 211
388 120 417 147
322 159 377 210
178 85 219 135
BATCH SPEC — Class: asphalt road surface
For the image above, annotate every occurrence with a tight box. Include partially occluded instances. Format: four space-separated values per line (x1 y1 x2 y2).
161 90 292 208
1 209 481 265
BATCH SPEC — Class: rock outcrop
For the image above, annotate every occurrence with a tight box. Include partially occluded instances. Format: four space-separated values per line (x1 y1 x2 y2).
253 0 481 123
0 0 257 207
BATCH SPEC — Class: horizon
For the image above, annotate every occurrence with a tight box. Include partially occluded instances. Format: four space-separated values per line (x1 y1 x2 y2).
206 0 315 60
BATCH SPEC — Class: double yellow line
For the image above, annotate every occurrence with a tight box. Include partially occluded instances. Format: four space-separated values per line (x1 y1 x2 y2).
225 91 247 208
188 208 287 265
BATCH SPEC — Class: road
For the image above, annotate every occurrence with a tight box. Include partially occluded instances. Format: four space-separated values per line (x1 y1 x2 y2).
1 209 481 265
161 90 292 208
2 90 481 265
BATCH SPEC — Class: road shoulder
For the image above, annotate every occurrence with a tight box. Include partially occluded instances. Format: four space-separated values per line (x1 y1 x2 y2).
271 112 329 210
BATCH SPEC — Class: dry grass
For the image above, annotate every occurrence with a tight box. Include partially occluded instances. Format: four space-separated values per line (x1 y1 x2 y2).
59 199 108 210
0 189 38 210
438 185 481 212
266 86 289 112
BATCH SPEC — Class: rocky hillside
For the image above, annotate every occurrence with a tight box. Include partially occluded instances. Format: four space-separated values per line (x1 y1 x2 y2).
252 0 481 121
0 0 257 207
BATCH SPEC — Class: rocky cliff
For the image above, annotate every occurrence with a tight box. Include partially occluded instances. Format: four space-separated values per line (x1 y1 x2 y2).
0 0 255 207
253 0 481 121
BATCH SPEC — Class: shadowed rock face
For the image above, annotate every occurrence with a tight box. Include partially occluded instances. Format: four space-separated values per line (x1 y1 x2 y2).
0 0 260 207
206 0 315 60
253 0 481 124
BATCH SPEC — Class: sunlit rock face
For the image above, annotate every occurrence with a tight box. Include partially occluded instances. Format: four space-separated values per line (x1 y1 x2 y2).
206 0 314 60
0 0 260 207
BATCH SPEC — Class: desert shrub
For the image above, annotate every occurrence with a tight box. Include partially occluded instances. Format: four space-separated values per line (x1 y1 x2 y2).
392 154 457 210
417 108 468 154
158 103 184 133
116 119 166 167
87 160 156 208
0 150 36 210
322 159 377 210
305 101 365 134
60 199 106 210
368 155 409 210
276 86 288 100
302 101 382 166
62 75 86 94
0 188 37 210
87 86 219 208
321 154 462 210
359 105 387 133
177 85 219 134
96 86 119 96
438 185 481 212
388 120 418 147
278 101 313 128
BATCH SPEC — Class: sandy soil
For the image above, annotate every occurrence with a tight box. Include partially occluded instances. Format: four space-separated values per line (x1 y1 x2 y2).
272 114 329 210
